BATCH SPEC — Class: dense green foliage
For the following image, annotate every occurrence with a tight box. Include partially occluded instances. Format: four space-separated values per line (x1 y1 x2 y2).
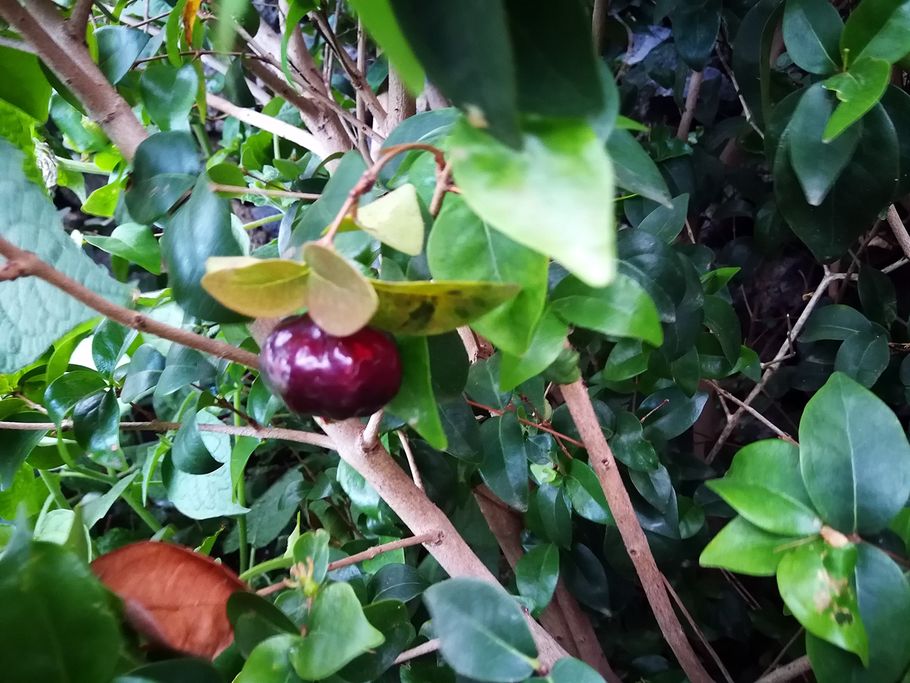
2 0 910 681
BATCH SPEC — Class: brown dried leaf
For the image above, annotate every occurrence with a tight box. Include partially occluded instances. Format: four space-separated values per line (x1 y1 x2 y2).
91 541 247 659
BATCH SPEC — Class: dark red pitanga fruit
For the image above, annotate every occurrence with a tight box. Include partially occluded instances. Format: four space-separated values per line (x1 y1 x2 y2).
259 314 402 419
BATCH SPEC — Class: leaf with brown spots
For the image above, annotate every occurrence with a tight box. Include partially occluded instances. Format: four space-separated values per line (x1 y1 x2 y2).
91 541 247 659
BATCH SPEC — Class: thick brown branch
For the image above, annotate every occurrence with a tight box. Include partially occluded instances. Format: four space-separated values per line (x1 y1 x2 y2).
560 379 713 683
755 656 812 683
677 70 704 141
0 0 147 160
66 0 94 40
0 236 259 369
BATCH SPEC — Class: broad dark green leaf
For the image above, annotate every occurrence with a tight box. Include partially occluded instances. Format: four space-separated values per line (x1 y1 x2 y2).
95 26 150 84
802 304 873 341
708 439 822 536
0 413 49 490
799 372 910 533
600 339 651 382
479 415 529 511
339 600 415 681
608 411 659 472
639 386 707 442
0 140 129 373
370 563 429 603
534 484 573 548
389 0 519 145
155 346 215 397
700 516 799 576
783 0 844 74
778 539 867 663
81 471 139 530
386 336 446 450
834 324 889 387
565 460 612 524
427 332 469 399
858 266 897 328
733 0 784 129
45 370 108 424
113 659 224 683
637 194 689 243
807 545 910 683
788 85 861 205
823 57 891 141
882 85 910 195
428 196 548 355
773 100 897 261
670 0 721 70
0 46 52 121
83 223 162 275
290 582 385 680
125 131 201 224
162 175 246 322
499 308 568 391
515 543 559 614
606 128 672 206
73 389 120 455
140 63 198 131
841 0 910 64
503 0 605 118
235 634 304 683
91 319 133 378
227 592 298 658
0 531 124 683
240 469 305 549
467 354 512 410
423 578 538 682
551 273 663 347
172 411 221 475
451 117 614 288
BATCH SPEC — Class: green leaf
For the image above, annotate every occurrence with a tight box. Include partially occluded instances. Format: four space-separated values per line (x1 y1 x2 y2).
370 279 519 335
450 117 615 288
239 469 304 549
783 0 844 74
565 459 612 524
479 415 529 511
882 85 910 195
386 335 446 449
834 325 890 387
140 63 199 132
802 304 873 341
702 295 742 365
378 109 458 183
807 545 910 683
788 85 862 205
841 0 910 64
371 564 429 604
0 140 129 373
778 539 868 664
95 26 150 84
162 175 246 323
82 181 122 218
0 413 49 490
83 223 162 275
339 600 416 681
503 0 605 118
73 389 120 455
172 410 221 475
608 411 659 472
499 308 568 391
670 0 721 70
302 243 379 336
201 257 309 319
550 273 663 347
81 471 140 530
155 346 215 397
113 659 224 683
858 266 898 328
389 0 519 145
822 57 891 141
91 319 133 378
772 99 897 261
423 578 538 682
236 633 304 683
639 386 707 442
0 46 52 121
637 194 690 243
125 131 201 224
700 516 799 576
427 332 469 399
0 531 124 683
348 0 424 93
516 543 559 614
290 582 385 680
228 592 299 658
606 128 672 206
355 184 425 255
428 196 548 355
293 529 330 585
799 372 910 534
708 439 821 536
529 657 606 683
45 370 108 424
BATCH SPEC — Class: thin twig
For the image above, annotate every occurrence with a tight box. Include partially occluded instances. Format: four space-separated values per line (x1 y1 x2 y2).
209 183 321 200
0 236 260 369
393 639 440 664
677 70 704 140
754 656 812 683
707 382 797 445
465 399 586 448
396 430 424 491
206 92 321 152
887 205 910 259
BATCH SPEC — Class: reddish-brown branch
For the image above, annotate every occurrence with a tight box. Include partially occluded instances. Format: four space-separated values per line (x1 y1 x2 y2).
466 399 586 448
0 236 260 369
560 379 713 683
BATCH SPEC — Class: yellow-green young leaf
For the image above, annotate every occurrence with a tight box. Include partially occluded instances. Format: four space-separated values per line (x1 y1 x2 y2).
201 257 309 319
369 280 520 335
303 243 378 336
356 184 425 255
450 117 615 288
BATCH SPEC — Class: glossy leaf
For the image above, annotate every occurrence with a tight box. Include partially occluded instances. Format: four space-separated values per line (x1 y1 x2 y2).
423 578 538 682
95 26 149 84
479 415 529 511
236 634 304 683
201 257 309 319
606 128 672 206
822 57 890 141
73 389 120 455
355 184 424 255
841 0 910 64
858 266 898 328
140 63 198 131
83 223 162 275
339 599 416 681
428 196 548 355
608 411 659 472
172 411 221 475
370 563 429 603
802 304 873 341
499 308 568 391
834 324 889 387
516 543 559 614
125 131 201 225
0 413 49 490
700 516 798 576
227 592 298 658
451 117 615 288
348 0 424 93
386 335 447 449
0 46 51 121
370 279 519 335
637 194 689 243
778 539 867 663
783 0 844 74
670 0 721 70
565 459 612 524
799 372 910 533
45 370 108 425
290 582 385 680
162 175 246 323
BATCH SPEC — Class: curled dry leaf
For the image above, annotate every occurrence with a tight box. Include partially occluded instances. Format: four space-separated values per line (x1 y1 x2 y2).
91 541 247 659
